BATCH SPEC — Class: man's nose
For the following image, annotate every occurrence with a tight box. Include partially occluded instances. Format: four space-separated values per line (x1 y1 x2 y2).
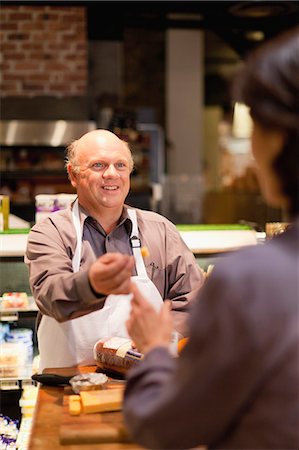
103 164 119 177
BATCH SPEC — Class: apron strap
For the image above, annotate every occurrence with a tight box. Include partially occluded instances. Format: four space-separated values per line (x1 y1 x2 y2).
71 198 82 273
127 209 147 277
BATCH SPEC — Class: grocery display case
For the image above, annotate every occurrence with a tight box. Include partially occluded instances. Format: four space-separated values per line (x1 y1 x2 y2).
0 229 37 432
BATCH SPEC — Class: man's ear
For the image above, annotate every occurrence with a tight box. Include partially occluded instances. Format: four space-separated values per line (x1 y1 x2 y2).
67 163 78 188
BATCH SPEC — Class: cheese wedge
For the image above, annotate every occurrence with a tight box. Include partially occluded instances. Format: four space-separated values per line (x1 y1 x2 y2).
141 246 149 258
69 395 82 416
80 388 123 414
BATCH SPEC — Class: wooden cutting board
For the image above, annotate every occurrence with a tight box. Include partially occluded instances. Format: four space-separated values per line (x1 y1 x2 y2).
59 383 133 445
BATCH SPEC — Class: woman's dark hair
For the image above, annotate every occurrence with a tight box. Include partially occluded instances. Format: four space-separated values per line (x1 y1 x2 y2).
232 27 299 217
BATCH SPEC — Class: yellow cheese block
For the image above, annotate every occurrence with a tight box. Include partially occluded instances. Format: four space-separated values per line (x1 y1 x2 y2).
69 395 82 416
80 388 123 414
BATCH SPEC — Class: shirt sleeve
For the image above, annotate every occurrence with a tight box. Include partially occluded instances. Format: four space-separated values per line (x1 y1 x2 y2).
25 218 106 322
163 221 205 337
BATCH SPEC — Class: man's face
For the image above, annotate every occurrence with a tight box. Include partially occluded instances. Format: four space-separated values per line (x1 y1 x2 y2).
69 131 131 214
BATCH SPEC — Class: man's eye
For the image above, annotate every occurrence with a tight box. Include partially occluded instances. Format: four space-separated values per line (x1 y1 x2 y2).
92 162 105 169
115 162 127 169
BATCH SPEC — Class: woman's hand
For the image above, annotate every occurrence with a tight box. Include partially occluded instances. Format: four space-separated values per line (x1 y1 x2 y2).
126 283 173 354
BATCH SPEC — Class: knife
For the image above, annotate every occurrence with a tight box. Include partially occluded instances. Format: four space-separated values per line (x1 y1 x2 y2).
32 373 73 386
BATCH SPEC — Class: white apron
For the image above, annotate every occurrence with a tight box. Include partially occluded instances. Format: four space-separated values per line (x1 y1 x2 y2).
37 200 163 370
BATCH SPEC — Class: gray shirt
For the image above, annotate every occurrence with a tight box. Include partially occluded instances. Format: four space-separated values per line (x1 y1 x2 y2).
25 203 205 337
123 219 299 449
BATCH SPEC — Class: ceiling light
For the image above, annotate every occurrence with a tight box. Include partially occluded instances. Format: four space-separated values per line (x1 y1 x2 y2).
167 13 203 21
245 31 265 41
229 2 291 18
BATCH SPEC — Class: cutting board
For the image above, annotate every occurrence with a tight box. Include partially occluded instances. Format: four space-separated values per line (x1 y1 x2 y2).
59 383 132 445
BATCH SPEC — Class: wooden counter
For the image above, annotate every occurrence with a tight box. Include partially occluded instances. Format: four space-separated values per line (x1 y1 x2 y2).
28 365 143 450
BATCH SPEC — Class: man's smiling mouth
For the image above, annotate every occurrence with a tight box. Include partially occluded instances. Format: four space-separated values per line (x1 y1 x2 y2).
103 186 118 190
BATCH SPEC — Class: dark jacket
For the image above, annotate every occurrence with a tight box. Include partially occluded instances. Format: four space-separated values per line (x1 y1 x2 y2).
124 219 299 449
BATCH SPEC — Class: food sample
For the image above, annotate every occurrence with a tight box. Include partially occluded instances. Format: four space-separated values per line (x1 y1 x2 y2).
178 337 189 353
141 246 150 258
70 373 108 393
93 337 143 375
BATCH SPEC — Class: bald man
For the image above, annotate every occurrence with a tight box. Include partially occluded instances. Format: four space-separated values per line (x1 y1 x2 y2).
25 129 204 370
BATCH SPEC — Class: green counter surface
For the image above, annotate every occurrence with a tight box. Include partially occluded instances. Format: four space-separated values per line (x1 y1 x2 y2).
0 228 30 234
176 224 252 231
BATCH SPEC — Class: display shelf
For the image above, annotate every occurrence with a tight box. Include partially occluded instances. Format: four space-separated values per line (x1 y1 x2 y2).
177 224 258 254
0 367 35 385
0 231 29 257
0 297 38 322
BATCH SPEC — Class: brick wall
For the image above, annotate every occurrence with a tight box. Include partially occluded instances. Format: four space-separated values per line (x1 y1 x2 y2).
0 5 88 97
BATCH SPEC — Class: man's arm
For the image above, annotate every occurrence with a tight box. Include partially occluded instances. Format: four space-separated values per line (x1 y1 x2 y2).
25 217 134 322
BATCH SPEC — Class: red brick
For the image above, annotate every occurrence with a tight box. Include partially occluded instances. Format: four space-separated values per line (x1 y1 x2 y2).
64 73 87 81
14 62 40 70
1 43 17 51
22 43 43 50
60 13 84 23
22 81 45 90
64 53 82 61
45 22 66 31
0 63 10 71
36 12 59 21
49 83 71 89
0 23 18 30
28 73 50 81
19 6 43 12
3 73 24 81
47 43 69 51
34 32 60 41
0 11 8 21
9 13 33 21
44 62 69 71
20 22 45 31
0 82 19 91
63 33 85 42
1 6 19 12
29 52 54 60
74 43 87 51
3 52 26 60
7 33 30 40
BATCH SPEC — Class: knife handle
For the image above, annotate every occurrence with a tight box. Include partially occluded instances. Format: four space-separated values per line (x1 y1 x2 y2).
32 373 72 386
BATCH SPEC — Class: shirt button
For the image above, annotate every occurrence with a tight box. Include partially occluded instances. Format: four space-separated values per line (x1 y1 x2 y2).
107 236 110 241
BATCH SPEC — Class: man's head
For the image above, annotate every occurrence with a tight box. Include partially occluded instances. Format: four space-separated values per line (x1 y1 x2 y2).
66 129 134 217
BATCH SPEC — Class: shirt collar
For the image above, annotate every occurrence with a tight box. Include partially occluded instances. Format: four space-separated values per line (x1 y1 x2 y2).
78 202 133 236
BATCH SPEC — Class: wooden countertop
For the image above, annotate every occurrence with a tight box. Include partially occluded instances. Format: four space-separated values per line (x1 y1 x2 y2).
28 365 143 450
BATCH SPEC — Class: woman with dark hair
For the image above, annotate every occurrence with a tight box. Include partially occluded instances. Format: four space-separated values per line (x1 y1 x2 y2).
233 27 299 218
123 27 299 449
